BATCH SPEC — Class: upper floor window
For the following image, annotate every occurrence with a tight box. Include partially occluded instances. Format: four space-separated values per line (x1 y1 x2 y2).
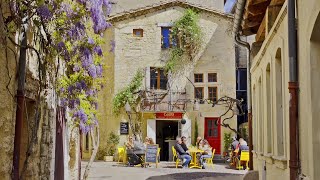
194 87 204 100
208 87 218 102
161 27 176 49
133 29 143 37
150 67 167 90
208 73 217 82
194 73 203 83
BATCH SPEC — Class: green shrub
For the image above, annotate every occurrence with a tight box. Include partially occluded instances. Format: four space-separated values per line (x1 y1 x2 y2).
223 132 232 152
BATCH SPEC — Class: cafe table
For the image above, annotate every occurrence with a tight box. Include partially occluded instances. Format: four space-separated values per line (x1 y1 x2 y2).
188 148 204 169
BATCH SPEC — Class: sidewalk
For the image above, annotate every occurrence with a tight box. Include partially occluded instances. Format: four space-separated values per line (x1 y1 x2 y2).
81 161 247 180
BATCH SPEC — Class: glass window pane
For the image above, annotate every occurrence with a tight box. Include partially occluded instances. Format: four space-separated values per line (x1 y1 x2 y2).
194 74 203 83
194 87 203 99
208 73 217 82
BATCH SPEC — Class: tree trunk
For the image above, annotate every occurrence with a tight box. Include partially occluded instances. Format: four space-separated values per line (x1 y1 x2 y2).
82 126 99 180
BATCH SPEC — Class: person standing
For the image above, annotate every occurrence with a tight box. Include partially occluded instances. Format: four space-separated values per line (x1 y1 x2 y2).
174 137 191 168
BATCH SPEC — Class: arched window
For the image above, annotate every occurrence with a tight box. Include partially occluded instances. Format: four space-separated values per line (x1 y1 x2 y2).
275 48 284 156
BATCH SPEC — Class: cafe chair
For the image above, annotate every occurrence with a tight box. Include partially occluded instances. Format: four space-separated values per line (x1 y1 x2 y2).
237 150 249 170
171 146 181 168
117 147 125 163
204 149 216 169
157 148 161 163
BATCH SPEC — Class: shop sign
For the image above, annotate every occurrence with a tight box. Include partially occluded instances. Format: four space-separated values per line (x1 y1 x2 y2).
155 112 183 119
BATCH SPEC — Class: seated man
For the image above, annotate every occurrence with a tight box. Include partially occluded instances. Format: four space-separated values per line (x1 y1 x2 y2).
174 137 191 168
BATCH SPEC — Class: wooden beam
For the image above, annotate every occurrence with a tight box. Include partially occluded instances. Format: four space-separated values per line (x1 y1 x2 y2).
266 5 282 36
247 1 270 15
255 14 266 42
270 0 285 6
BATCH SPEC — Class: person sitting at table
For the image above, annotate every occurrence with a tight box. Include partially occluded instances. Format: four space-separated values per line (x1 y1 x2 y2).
196 136 203 149
125 136 135 150
181 136 189 153
174 137 192 168
143 136 150 148
148 137 155 145
199 139 213 169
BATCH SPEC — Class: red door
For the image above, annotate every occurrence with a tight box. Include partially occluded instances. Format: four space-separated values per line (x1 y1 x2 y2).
204 118 221 154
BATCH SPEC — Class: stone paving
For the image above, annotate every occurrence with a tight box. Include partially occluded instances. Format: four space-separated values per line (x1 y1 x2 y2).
81 161 247 180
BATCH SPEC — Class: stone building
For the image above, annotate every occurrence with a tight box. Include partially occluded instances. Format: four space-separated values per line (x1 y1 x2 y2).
86 0 240 161
234 0 320 179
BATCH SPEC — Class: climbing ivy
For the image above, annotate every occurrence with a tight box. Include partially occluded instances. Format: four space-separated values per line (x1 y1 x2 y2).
112 70 144 115
164 9 202 74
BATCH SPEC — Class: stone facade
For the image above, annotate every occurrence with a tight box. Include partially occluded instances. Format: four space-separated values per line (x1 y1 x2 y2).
89 1 238 160
248 0 320 179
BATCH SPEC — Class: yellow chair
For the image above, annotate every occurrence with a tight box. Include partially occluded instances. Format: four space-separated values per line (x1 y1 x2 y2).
237 150 249 170
172 146 182 168
117 147 125 163
204 149 216 169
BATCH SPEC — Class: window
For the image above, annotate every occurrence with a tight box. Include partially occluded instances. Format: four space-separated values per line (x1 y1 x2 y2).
194 87 204 99
161 27 176 49
194 74 203 83
208 73 217 82
150 67 167 90
208 87 218 102
133 29 143 37
236 69 247 90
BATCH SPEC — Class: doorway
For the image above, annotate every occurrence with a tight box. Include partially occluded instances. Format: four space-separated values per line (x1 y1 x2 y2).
156 120 178 161
204 118 221 154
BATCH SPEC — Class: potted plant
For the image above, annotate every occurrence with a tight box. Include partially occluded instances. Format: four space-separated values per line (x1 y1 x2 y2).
223 132 232 157
104 131 120 162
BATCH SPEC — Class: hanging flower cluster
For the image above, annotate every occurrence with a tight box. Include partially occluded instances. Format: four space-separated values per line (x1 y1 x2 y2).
8 0 113 134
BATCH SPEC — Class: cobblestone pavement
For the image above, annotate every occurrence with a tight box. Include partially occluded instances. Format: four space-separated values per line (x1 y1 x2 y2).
81 161 246 180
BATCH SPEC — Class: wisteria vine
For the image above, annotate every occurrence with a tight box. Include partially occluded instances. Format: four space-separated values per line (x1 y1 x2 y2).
6 0 113 134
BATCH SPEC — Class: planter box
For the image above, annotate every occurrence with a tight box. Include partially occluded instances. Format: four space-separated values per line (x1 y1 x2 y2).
104 156 113 162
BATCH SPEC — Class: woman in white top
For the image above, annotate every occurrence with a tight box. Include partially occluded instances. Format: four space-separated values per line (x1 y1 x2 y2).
199 139 213 169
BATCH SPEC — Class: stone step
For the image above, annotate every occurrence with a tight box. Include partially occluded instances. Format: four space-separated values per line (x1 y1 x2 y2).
213 155 227 163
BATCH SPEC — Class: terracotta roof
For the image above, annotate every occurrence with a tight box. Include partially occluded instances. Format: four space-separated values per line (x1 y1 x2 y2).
107 0 233 23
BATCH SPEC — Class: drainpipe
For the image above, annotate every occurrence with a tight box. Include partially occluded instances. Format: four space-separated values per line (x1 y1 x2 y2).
232 0 254 170
288 0 299 179
12 17 28 180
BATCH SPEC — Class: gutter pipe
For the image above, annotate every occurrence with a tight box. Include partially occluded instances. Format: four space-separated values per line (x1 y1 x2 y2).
288 0 299 179
232 0 254 170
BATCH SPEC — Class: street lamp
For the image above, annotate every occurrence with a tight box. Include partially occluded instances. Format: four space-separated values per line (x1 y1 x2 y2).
125 101 131 112
194 100 200 111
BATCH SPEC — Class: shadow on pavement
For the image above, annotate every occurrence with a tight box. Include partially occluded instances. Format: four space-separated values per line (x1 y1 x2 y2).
146 172 242 180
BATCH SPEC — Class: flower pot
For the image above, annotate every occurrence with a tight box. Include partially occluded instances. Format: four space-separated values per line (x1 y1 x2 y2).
104 156 114 162
223 152 228 157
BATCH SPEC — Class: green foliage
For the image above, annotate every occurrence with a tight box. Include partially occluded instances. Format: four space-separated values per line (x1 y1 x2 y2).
223 132 233 152
106 131 120 156
165 9 202 74
240 127 248 141
194 120 199 146
112 70 144 115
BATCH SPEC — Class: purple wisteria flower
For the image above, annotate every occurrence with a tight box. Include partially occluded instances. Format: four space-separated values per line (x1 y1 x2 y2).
60 2 74 18
73 65 80 72
60 98 68 107
88 38 95 44
88 64 97 78
80 48 93 68
96 65 103 77
90 0 112 34
68 99 80 108
94 46 103 56
37 5 52 21
73 109 88 123
86 89 96 96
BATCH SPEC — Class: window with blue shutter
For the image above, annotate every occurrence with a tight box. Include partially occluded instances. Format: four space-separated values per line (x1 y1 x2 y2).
161 27 176 49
